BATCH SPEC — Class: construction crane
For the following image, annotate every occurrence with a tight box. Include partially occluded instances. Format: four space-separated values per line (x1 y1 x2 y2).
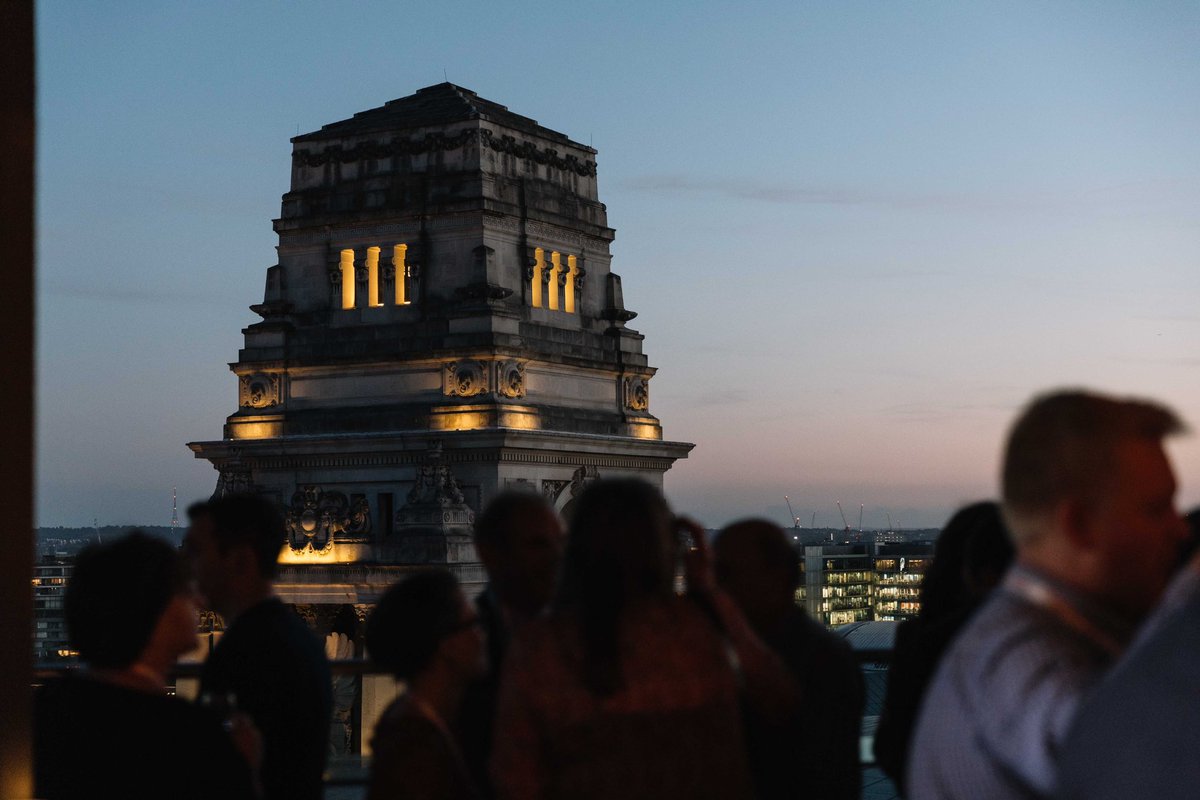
836 501 851 532
784 495 800 528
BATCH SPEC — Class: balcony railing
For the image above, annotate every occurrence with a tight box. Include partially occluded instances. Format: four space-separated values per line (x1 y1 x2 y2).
32 650 899 799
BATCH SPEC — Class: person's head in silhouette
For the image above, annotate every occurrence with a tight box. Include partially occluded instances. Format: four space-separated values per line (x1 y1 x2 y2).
367 570 486 691
1002 389 1188 622
67 531 199 685
474 491 564 619
918 501 1015 624
184 493 285 621
713 518 800 634
556 478 676 695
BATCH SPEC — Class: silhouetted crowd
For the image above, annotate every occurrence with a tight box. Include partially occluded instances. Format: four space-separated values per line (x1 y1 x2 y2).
33 387 1200 799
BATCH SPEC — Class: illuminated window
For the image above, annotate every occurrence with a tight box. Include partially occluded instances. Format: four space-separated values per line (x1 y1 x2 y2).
340 249 355 309
564 254 578 313
530 248 544 308
392 244 410 305
366 246 382 307
547 251 561 310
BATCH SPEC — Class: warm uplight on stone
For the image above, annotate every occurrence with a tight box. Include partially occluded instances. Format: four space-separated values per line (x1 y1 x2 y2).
188 82 693 604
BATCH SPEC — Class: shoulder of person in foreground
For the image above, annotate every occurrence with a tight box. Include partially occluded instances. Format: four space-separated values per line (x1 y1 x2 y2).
1057 593 1200 800
908 592 1107 799
371 699 478 800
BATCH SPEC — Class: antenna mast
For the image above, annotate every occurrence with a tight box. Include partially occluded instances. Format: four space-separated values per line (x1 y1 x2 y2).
171 486 179 531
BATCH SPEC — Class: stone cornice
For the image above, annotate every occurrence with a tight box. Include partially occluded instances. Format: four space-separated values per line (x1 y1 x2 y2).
291 128 597 177
189 428 694 468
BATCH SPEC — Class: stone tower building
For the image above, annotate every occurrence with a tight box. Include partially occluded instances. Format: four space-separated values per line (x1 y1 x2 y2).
188 83 693 604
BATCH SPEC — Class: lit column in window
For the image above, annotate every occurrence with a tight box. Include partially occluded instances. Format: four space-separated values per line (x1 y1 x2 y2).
366 246 382 307
393 244 409 305
530 247 544 308
564 254 578 313
547 251 561 311
340 249 355 309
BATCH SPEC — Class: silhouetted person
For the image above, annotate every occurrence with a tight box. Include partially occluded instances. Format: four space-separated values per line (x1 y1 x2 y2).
1055 504 1200 800
186 494 333 800
873 501 1014 792
458 490 564 795
714 519 864 800
491 479 798 800
907 389 1188 800
35 532 257 800
366 570 487 800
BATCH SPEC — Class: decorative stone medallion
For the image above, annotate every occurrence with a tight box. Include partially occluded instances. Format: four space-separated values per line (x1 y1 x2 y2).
444 360 489 397
623 376 650 412
495 360 526 399
239 373 281 409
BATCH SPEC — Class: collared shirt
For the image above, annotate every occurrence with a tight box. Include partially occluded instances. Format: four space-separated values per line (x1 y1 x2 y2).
906 565 1131 800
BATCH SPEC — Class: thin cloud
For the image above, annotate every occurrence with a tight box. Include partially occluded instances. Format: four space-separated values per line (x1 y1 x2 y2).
621 174 1044 213
621 174 1196 215
39 284 235 304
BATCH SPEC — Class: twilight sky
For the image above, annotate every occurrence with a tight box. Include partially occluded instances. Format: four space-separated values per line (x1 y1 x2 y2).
36 1 1200 529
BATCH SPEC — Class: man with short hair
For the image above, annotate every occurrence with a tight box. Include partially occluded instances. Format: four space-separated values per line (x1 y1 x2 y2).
907 389 1188 799
713 519 864 800
458 490 565 796
186 493 333 800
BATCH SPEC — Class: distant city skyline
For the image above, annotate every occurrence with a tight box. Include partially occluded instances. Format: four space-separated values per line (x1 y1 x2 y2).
36 2 1200 528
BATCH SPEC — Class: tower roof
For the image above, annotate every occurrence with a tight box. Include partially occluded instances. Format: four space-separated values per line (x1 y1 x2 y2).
293 83 592 151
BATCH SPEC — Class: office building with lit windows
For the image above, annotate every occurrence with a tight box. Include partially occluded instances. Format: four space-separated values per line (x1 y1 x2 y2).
31 556 73 661
872 542 934 622
796 540 936 626
799 544 876 626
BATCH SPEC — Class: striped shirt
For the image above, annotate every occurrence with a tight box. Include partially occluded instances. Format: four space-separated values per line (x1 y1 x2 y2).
906 565 1131 800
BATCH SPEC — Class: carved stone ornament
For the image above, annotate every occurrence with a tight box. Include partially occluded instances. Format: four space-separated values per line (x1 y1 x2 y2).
444 360 488 397
623 376 650 412
569 465 601 496
285 486 353 554
239 373 282 409
405 445 467 508
544 466 601 512
495 360 526 399
346 495 372 538
541 479 569 503
212 465 255 499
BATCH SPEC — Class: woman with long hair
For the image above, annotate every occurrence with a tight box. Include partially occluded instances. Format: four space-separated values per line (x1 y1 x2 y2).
490 479 797 800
